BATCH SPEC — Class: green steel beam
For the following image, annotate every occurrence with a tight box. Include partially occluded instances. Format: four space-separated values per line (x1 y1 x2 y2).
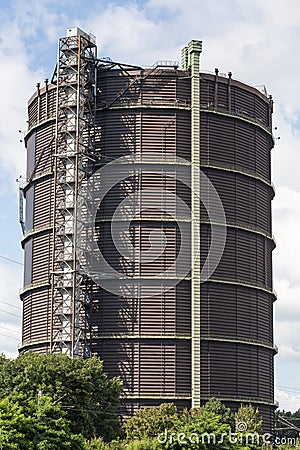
187 40 202 409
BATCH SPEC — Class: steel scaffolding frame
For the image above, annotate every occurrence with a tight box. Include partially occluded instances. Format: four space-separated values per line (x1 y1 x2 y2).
50 29 97 357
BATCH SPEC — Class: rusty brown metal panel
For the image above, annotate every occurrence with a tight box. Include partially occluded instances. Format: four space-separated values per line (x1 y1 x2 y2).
33 178 53 228
31 232 51 284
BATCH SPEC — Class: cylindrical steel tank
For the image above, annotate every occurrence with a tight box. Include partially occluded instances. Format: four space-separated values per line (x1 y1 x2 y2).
21 81 56 352
21 57 276 431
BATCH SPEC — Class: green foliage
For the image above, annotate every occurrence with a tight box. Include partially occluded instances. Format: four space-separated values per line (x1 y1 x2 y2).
85 437 161 449
84 437 107 449
235 404 263 434
0 396 33 450
124 403 178 440
276 440 300 449
122 400 258 449
0 393 84 449
124 438 162 449
163 409 246 449
202 397 235 429
0 352 122 441
275 408 300 441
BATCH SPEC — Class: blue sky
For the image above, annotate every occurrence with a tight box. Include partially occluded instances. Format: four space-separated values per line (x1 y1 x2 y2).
0 0 300 412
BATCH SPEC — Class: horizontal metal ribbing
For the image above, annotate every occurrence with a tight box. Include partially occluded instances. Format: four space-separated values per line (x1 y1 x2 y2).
20 282 50 298
202 220 275 247
23 170 53 192
95 216 274 243
121 394 191 400
97 99 191 111
24 116 56 141
200 395 277 408
200 334 277 353
201 162 274 191
19 339 50 349
95 158 191 166
21 225 52 246
96 215 191 223
93 333 191 340
87 275 191 281
200 107 273 136
97 103 273 135
206 277 276 298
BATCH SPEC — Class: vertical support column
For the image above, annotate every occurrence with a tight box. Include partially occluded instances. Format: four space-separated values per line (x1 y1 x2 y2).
214 68 219 110
228 72 232 113
36 83 41 123
45 78 49 119
188 40 202 408
50 28 97 358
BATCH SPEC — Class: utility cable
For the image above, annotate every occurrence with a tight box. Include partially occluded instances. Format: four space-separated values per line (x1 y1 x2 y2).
0 309 21 318
0 325 20 335
0 300 21 310
0 255 23 266
0 332 19 341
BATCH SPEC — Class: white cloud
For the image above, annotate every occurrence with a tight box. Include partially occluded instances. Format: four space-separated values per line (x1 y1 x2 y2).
276 388 300 413
0 22 43 184
273 188 300 284
0 262 22 358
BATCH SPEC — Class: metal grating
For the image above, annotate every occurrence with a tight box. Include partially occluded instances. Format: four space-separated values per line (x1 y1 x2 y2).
50 31 97 357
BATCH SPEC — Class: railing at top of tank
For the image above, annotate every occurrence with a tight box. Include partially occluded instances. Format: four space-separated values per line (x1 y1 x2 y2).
200 69 269 97
152 60 179 69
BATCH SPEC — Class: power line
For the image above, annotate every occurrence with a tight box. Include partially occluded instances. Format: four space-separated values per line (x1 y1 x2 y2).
277 385 300 393
0 309 21 318
0 325 20 335
61 405 121 416
0 332 19 341
0 300 21 310
0 255 23 266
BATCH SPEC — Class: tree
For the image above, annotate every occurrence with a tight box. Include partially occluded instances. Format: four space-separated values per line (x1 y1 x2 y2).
202 398 235 429
85 437 161 449
123 401 252 450
163 408 246 449
0 352 122 441
0 393 84 449
124 403 178 441
275 408 300 441
235 404 262 434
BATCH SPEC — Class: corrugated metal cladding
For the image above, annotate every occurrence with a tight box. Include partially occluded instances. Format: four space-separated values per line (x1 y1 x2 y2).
21 66 275 430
